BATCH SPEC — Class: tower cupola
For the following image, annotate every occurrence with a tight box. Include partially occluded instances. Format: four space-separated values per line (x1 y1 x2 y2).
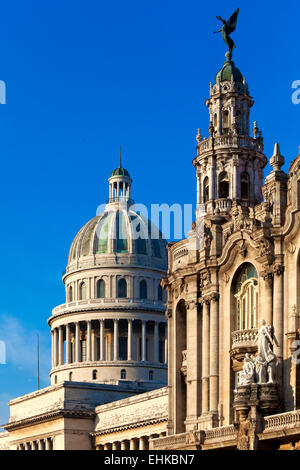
108 147 132 206
193 11 267 220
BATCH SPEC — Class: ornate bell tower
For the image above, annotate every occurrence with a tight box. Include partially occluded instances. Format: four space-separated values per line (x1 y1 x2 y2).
193 52 267 220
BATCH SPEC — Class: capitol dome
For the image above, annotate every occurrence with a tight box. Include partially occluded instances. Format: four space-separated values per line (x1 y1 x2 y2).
68 209 167 269
48 155 168 389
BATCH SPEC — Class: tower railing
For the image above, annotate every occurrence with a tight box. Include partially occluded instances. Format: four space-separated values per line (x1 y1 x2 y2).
106 197 135 205
197 135 263 154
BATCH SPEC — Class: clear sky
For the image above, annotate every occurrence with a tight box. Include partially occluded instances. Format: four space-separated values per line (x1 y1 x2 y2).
0 0 299 427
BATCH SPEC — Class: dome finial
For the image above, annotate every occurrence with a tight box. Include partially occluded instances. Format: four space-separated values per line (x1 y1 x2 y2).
119 145 122 169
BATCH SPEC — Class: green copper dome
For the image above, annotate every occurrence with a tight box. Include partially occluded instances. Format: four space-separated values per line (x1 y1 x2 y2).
110 167 130 178
215 53 243 84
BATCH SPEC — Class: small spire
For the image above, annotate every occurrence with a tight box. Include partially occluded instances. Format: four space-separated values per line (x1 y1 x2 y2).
119 145 122 168
196 128 203 143
270 142 284 172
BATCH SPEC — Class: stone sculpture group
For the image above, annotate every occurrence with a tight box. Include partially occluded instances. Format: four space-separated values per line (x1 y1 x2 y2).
239 319 278 386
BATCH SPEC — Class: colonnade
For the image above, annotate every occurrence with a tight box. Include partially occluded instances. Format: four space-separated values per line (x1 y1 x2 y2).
95 432 166 450
183 265 284 427
17 437 53 450
51 319 168 368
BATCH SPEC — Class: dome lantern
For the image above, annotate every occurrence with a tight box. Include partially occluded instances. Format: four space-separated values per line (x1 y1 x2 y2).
108 147 132 206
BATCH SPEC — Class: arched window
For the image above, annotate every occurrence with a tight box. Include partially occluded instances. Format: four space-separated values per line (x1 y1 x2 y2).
97 279 106 298
54 375 57 384
219 172 229 199
223 109 230 133
92 370 98 380
233 263 258 331
213 113 217 129
121 369 126 379
79 282 86 300
158 284 163 301
118 279 127 298
149 370 154 381
203 177 209 203
140 280 147 299
69 372 73 381
241 172 250 200
69 286 73 302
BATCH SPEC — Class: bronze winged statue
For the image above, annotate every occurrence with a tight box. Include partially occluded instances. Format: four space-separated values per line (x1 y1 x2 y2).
214 8 239 56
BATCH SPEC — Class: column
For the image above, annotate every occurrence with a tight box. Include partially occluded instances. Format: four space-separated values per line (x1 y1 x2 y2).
154 322 159 363
260 271 273 326
209 295 219 414
53 328 58 367
58 326 64 366
38 440 44 450
87 320 92 362
186 300 201 425
66 324 71 364
100 320 105 361
164 324 168 364
51 330 54 368
45 438 51 451
201 300 210 415
197 174 201 205
130 438 138 450
91 327 96 361
232 160 238 199
121 441 127 450
209 165 214 200
142 321 147 361
139 436 148 450
75 322 81 363
113 319 119 361
273 266 284 381
32 441 38 451
127 319 133 361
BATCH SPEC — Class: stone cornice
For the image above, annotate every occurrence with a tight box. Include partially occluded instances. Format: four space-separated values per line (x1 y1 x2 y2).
3 409 95 431
48 304 166 325
91 417 167 437
94 386 168 413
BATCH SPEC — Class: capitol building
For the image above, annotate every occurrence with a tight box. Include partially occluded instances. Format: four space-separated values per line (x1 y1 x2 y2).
2 19 300 451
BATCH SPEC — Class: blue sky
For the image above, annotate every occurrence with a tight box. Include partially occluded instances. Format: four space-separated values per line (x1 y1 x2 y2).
0 0 299 427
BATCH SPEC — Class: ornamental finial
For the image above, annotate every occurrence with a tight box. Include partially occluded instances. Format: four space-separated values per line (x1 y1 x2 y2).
214 8 239 58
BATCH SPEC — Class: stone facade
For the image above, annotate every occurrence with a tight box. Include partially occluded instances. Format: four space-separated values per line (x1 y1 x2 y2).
151 51 300 450
2 31 300 452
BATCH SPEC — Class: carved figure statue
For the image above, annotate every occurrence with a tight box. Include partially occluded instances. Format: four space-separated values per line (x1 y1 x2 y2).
254 354 267 384
214 8 239 55
240 353 255 385
254 319 278 384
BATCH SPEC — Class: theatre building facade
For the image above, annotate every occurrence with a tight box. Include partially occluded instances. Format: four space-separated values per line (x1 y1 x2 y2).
152 52 300 450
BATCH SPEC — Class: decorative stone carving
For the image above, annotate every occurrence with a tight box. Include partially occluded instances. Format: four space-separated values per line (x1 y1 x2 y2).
185 430 204 446
239 353 256 386
204 225 213 254
288 242 296 254
185 300 198 310
239 240 248 258
200 269 211 288
173 278 185 299
272 263 284 277
254 319 278 384
180 350 187 383
165 309 172 319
